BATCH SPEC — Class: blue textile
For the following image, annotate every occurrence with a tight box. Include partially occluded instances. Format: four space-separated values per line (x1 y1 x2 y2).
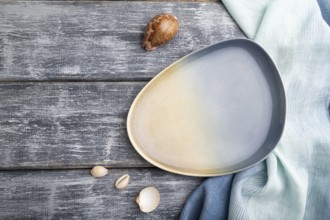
180 0 330 219
180 175 233 220
317 0 330 25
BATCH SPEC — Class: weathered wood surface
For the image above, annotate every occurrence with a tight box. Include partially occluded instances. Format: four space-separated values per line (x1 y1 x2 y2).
0 82 154 169
0 1 239 218
1 0 219 2
0 1 244 81
0 168 203 219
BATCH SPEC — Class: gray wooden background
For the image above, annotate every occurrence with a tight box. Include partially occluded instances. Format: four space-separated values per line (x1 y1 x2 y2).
0 1 244 219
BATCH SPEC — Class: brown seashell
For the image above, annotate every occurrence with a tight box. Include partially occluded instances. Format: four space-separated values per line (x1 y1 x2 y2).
142 14 179 51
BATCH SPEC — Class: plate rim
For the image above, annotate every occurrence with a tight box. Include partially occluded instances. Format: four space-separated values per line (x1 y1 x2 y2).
127 38 286 177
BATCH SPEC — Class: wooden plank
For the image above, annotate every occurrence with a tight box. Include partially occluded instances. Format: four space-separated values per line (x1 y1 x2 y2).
0 168 203 219
0 1 244 81
0 82 151 169
0 0 219 2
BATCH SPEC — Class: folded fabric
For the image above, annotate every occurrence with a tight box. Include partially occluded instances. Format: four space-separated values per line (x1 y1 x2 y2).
180 175 233 220
181 0 330 219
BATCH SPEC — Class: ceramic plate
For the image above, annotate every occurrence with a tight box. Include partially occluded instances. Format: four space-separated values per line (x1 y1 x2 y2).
127 38 286 176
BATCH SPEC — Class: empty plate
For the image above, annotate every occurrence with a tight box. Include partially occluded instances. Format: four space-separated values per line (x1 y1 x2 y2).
127 38 286 176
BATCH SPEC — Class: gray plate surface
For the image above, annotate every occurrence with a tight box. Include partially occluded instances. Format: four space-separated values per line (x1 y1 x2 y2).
127 39 286 176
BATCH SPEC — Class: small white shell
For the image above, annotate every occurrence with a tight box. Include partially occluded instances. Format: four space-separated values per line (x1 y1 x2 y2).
136 187 160 213
115 174 130 189
90 166 108 177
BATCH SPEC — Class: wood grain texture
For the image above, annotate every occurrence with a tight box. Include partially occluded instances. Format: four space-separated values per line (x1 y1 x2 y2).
0 1 244 81
0 0 219 2
0 82 151 169
0 168 203 219
0 1 233 218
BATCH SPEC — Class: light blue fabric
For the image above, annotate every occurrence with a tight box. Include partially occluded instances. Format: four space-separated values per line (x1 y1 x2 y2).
181 0 330 219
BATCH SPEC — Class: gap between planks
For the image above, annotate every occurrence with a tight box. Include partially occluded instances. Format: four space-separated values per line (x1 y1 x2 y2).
0 79 152 83
0 0 219 2
0 166 156 171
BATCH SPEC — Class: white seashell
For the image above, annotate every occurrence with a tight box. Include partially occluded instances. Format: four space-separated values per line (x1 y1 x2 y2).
90 166 108 177
115 174 130 189
136 187 160 213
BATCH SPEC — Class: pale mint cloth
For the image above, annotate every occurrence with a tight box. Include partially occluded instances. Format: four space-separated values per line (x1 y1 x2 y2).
221 0 330 219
